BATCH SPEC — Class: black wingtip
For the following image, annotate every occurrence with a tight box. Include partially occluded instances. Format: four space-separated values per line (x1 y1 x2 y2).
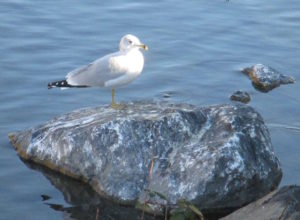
47 82 53 89
47 80 68 89
47 80 89 89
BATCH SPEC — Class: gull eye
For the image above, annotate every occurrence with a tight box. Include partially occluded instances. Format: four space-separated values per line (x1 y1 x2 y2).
128 40 133 44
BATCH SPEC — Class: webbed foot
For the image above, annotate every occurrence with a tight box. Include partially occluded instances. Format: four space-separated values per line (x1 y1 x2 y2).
111 102 125 110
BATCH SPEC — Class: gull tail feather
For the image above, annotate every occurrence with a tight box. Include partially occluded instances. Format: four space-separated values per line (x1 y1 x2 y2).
47 80 88 89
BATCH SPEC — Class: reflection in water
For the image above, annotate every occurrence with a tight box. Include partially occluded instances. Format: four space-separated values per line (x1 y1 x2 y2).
24 160 159 220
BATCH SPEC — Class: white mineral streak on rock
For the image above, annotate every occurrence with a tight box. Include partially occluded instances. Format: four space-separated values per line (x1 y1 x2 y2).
81 140 96 171
82 140 92 156
230 147 244 172
177 182 188 196
109 121 123 152
174 112 192 135
250 126 256 138
138 162 143 170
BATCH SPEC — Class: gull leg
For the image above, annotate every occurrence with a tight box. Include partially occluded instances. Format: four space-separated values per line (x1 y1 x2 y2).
111 88 124 110
112 88 116 106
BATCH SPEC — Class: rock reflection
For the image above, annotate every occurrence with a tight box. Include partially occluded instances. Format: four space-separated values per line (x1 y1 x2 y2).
24 160 160 220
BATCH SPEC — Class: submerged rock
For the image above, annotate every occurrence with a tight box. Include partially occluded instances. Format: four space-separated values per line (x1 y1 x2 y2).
9 102 282 214
221 185 300 220
230 91 251 103
242 64 295 92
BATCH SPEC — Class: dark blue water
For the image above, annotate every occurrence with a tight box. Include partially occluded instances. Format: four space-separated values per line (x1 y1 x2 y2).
1 1 300 219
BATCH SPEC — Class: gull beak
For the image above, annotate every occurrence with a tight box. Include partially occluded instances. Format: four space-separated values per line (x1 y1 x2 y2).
139 44 148 51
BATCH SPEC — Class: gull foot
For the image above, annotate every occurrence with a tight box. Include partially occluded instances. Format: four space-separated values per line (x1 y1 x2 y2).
111 102 125 110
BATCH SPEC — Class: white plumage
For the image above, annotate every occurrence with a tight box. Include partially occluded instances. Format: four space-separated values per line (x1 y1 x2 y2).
48 34 148 109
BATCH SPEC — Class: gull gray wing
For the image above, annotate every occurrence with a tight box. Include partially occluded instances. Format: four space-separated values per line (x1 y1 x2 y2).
66 52 126 87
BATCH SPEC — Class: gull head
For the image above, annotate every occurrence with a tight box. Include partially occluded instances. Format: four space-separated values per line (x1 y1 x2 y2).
119 34 148 52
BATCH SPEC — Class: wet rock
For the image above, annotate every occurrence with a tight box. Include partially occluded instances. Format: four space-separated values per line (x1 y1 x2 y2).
242 64 295 92
230 91 251 103
9 102 282 214
221 185 300 220
24 161 157 220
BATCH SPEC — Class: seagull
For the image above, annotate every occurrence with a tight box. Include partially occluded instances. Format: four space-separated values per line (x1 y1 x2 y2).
48 34 148 109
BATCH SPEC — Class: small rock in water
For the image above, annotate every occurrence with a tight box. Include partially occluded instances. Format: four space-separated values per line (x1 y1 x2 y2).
242 64 295 92
230 91 251 103
221 185 300 220
9 102 282 215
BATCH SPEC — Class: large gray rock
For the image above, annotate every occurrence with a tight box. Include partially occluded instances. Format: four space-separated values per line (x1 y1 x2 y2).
221 185 300 220
9 102 282 214
242 64 295 92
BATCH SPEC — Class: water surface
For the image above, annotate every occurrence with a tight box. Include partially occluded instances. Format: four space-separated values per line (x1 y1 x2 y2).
1 1 300 219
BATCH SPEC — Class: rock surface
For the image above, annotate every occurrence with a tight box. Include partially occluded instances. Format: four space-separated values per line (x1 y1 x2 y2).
221 185 300 220
242 64 295 92
9 102 282 213
230 91 251 103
